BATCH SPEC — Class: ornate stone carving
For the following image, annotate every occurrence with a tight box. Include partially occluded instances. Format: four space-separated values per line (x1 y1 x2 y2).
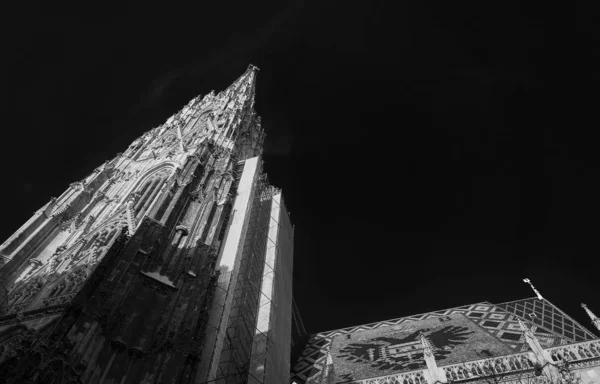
69 182 85 191
189 189 203 202
51 203 72 220
442 352 536 382
80 215 96 236
548 339 600 364
352 369 427 384
175 225 189 237
126 201 137 233
41 293 76 308
68 268 88 287
28 257 43 269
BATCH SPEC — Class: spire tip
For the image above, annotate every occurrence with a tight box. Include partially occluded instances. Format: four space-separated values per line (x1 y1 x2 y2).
523 278 544 300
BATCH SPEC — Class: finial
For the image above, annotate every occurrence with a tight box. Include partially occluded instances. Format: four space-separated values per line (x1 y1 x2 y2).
322 344 335 382
516 315 555 365
581 303 600 331
420 332 436 357
523 278 544 300
419 331 448 383
326 349 333 366
517 317 534 337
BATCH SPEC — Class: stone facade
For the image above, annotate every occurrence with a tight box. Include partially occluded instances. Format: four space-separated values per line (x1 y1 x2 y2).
290 299 600 384
0 65 295 384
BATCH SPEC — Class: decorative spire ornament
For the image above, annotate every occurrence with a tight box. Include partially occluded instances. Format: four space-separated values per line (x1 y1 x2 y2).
517 317 553 366
320 346 336 384
420 332 436 358
581 303 600 331
420 332 447 384
523 278 544 300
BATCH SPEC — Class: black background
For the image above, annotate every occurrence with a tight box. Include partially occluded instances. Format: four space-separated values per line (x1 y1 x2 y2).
3 0 598 335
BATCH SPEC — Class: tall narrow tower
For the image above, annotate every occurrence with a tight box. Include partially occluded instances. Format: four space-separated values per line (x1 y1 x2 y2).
0 65 294 384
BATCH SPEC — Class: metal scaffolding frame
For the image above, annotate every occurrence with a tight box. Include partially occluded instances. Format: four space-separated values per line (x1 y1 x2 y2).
203 170 277 384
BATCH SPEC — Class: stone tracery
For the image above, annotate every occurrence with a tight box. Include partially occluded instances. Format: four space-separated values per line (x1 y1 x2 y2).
0 216 126 316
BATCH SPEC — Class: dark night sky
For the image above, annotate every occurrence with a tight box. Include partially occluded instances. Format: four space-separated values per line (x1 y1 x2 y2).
3 1 598 335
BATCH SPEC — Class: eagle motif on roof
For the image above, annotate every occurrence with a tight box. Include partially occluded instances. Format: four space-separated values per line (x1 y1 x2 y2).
337 324 474 372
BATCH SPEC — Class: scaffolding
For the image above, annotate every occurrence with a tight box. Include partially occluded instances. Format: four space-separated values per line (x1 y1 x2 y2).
203 170 277 384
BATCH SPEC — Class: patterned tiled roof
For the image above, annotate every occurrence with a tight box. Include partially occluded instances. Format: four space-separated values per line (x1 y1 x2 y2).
496 298 597 342
290 298 598 384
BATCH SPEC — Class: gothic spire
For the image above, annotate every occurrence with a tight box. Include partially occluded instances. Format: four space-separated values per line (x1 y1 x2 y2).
523 278 544 300
223 64 259 113
581 303 600 331
227 64 259 94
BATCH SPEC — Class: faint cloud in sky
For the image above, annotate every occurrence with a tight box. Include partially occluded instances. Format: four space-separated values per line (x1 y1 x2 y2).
137 0 305 111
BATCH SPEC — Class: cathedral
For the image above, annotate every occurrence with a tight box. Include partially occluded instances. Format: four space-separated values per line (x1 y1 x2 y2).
0 65 296 383
0 65 599 384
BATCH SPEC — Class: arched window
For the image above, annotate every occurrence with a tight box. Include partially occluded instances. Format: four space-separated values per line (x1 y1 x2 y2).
154 183 177 222
131 169 171 221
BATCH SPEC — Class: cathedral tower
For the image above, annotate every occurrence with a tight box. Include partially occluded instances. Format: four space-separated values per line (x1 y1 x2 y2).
0 65 294 384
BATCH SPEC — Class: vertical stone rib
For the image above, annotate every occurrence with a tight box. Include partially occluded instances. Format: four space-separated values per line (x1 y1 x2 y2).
160 226 188 274
158 182 186 224
194 201 215 244
205 205 225 245
75 322 99 358
81 336 106 383
97 348 119 384
149 179 175 219
199 204 217 243
133 181 153 213
136 179 162 220
119 356 136 384
144 181 168 220
0 213 46 256
0 219 59 288
110 179 126 200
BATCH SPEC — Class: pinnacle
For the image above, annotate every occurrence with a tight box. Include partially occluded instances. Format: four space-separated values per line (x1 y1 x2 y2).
225 64 259 100
582 303 599 321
